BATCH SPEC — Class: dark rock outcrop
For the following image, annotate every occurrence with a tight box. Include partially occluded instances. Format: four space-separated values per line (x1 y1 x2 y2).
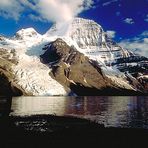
112 55 148 93
0 70 23 96
40 39 143 95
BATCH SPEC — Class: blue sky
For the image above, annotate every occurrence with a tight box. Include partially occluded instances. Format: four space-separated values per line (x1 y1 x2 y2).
81 0 148 41
0 0 148 42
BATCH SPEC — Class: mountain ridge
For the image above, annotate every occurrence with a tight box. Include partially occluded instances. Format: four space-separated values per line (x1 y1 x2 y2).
0 17 147 96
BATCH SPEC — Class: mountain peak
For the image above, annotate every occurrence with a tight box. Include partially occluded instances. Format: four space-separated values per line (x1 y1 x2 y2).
15 28 41 40
72 17 101 27
45 17 102 37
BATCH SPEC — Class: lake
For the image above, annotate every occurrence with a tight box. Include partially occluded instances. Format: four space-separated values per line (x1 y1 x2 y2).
7 96 148 129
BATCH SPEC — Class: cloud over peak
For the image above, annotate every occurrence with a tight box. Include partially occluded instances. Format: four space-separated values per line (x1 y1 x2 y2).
0 0 93 23
35 0 93 23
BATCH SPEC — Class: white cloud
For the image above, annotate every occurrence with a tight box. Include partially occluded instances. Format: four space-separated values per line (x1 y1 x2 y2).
0 0 24 20
119 31 148 57
141 31 148 36
144 14 148 22
124 18 134 24
28 14 47 23
33 0 93 23
106 30 116 38
0 0 94 23
102 0 118 6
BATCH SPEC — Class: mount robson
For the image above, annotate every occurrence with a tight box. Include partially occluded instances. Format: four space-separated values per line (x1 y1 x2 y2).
0 18 147 96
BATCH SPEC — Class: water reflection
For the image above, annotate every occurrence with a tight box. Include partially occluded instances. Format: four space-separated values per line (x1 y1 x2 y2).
10 96 67 116
10 96 148 128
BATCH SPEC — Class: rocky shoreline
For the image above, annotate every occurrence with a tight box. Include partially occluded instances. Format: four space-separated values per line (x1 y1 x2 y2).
0 114 148 147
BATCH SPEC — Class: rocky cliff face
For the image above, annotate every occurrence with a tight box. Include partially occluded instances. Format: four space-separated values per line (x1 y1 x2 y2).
112 55 148 91
40 38 143 95
0 69 23 96
0 48 23 96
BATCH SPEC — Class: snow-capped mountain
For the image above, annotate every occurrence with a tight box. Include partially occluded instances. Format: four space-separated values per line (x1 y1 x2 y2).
15 28 40 39
45 18 148 93
0 17 147 96
45 18 131 64
0 28 67 96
